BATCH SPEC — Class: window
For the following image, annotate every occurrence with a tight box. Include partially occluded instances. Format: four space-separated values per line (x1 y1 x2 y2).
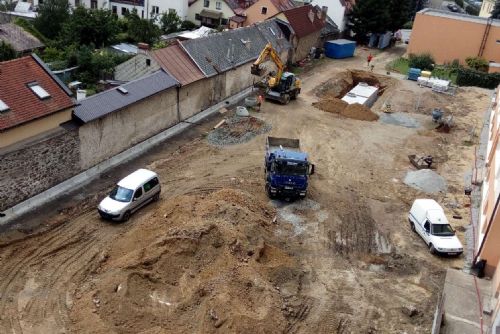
121 7 128 15
204 0 209 7
216 1 221 9
110 186 133 202
0 99 9 113
38 0 43 4
261 6 267 14
152 5 159 14
221 18 228 25
28 83 50 99
90 0 97 9
112 5 117 14
74 0 80 6
424 221 430 232
134 188 143 199
168 8 175 14
195 13 201 20
141 10 144 18
144 177 159 192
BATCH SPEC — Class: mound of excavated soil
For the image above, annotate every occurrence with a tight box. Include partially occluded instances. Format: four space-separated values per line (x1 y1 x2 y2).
313 99 379 121
69 189 304 333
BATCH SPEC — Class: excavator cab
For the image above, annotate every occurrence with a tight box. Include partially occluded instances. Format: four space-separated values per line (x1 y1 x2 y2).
251 64 264 76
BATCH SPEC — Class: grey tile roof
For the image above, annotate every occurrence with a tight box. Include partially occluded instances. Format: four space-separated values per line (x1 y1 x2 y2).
74 70 178 123
114 53 160 82
255 19 292 55
181 19 291 77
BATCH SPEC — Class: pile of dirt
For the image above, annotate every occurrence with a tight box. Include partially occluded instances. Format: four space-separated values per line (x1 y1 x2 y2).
207 116 271 146
69 188 306 333
313 99 379 121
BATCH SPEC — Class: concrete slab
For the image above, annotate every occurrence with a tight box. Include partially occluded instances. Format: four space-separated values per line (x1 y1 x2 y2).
440 269 492 334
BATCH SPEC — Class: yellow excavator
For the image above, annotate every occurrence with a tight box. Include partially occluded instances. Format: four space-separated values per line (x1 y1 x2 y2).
251 42 301 105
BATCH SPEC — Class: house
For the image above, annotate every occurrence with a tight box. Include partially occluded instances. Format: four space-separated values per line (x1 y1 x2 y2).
0 54 74 149
295 0 355 32
242 0 295 26
74 70 179 168
188 0 254 28
114 53 160 82
273 4 326 62
0 23 44 55
408 9 500 72
480 0 495 17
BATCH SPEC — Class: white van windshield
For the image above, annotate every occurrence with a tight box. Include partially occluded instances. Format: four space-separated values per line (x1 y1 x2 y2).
431 224 455 236
110 186 133 202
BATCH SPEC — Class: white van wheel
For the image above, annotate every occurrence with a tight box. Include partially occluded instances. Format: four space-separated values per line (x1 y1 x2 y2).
410 222 416 232
429 244 436 254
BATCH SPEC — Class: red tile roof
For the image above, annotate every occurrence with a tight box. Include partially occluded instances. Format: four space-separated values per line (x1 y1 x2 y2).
269 0 295 12
150 44 205 86
0 55 74 131
281 4 326 38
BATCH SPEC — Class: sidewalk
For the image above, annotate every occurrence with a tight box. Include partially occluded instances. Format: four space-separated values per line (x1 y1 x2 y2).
440 269 492 334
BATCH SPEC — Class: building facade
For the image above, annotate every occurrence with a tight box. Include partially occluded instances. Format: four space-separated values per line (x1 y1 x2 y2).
242 0 295 26
408 9 500 71
187 0 236 27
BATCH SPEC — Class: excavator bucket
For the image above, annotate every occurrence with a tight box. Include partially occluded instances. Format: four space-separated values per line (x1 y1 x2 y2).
251 64 264 76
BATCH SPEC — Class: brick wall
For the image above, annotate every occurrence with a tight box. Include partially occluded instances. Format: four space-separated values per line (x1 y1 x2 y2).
0 129 80 212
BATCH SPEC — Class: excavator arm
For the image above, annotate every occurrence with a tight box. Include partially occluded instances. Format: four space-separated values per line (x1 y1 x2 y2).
251 42 284 88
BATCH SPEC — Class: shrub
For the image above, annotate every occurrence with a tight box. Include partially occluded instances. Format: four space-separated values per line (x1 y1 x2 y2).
465 56 489 72
180 20 196 30
455 0 464 7
408 53 435 71
456 68 500 89
402 21 413 29
465 5 479 15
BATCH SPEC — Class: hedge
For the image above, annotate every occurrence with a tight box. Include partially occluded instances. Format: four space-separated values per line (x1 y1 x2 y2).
456 68 500 89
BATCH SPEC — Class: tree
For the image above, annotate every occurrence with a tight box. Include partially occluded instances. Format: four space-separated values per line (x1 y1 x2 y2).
34 0 70 39
0 41 16 61
160 10 181 34
180 20 197 30
125 9 161 45
61 7 118 48
491 0 500 18
455 0 464 8
350 0 391 39
465 5 479 15
387 0 411 32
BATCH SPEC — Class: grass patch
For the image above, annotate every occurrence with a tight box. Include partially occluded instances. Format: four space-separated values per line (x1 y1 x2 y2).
432 66 458 84
387 57 409 74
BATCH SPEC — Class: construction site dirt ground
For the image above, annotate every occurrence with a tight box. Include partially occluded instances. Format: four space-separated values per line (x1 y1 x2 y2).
0 46 493 333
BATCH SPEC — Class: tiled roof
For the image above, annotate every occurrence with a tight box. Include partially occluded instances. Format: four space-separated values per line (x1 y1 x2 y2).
0 55 74 131
74 70 178 123
181 19 290 77
255 19 292 54
281 4 326 38
151 44 205 86
269 0 295 11
0 23 44 52
114 53 161 82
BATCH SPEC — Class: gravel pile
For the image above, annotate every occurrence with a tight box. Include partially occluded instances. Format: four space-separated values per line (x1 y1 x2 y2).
207 116 271 146
404 169 447 193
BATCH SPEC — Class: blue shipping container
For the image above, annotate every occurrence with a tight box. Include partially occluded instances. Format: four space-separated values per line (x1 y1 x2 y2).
324 39 356 59
407 68 421 81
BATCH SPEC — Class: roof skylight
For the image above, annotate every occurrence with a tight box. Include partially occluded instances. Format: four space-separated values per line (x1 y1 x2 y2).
28 83 51 100
0 99 9 113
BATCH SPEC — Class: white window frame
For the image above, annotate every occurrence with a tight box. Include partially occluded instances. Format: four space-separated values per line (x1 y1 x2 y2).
216 1 221 9
28 83 51 100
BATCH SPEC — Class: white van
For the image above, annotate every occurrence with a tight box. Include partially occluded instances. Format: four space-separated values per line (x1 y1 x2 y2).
408 199 463 256
98 169 161 221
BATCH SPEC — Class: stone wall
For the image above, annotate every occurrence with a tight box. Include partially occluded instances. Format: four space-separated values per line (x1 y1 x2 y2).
293 32 322 63
0 129 80 212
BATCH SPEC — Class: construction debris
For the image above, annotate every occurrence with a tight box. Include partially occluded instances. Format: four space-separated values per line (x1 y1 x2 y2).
207 116 271 146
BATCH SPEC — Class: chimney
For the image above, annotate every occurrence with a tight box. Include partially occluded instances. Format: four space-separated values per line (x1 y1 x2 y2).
321 6 328 21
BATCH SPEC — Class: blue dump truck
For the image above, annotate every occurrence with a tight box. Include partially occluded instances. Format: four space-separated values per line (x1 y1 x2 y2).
265 136 315 199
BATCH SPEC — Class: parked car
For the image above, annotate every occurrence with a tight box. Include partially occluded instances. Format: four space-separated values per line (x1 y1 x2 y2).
408 199 463 256
447 3 460 11
98 168 161 221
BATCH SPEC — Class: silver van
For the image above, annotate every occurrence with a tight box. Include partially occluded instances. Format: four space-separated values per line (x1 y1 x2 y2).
98 168 161 221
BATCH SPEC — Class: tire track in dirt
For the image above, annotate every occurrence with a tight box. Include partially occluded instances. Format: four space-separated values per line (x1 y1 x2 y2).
0 210 122 333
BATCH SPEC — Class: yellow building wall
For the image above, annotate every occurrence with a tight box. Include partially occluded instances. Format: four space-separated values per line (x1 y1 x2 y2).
187 0 235 25
408 12 500 65
0 109 72 149
243 0 279 26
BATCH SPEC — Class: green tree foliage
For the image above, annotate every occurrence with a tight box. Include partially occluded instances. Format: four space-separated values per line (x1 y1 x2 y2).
180 20 197 30
465 56 489 72
160 10 181 34
465 5 479 15
457 68 500 89
0 41 17 61
408 53 435 70
61 7 119 48
455 0 464 8
350 0 411 40
34 0 70 39
14 18 48 44
492 0 500 18
125 9 161 45
388 0 411 32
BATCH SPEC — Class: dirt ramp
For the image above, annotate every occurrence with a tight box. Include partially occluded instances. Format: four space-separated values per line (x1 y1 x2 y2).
69 188 307 333
313 99 379 121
